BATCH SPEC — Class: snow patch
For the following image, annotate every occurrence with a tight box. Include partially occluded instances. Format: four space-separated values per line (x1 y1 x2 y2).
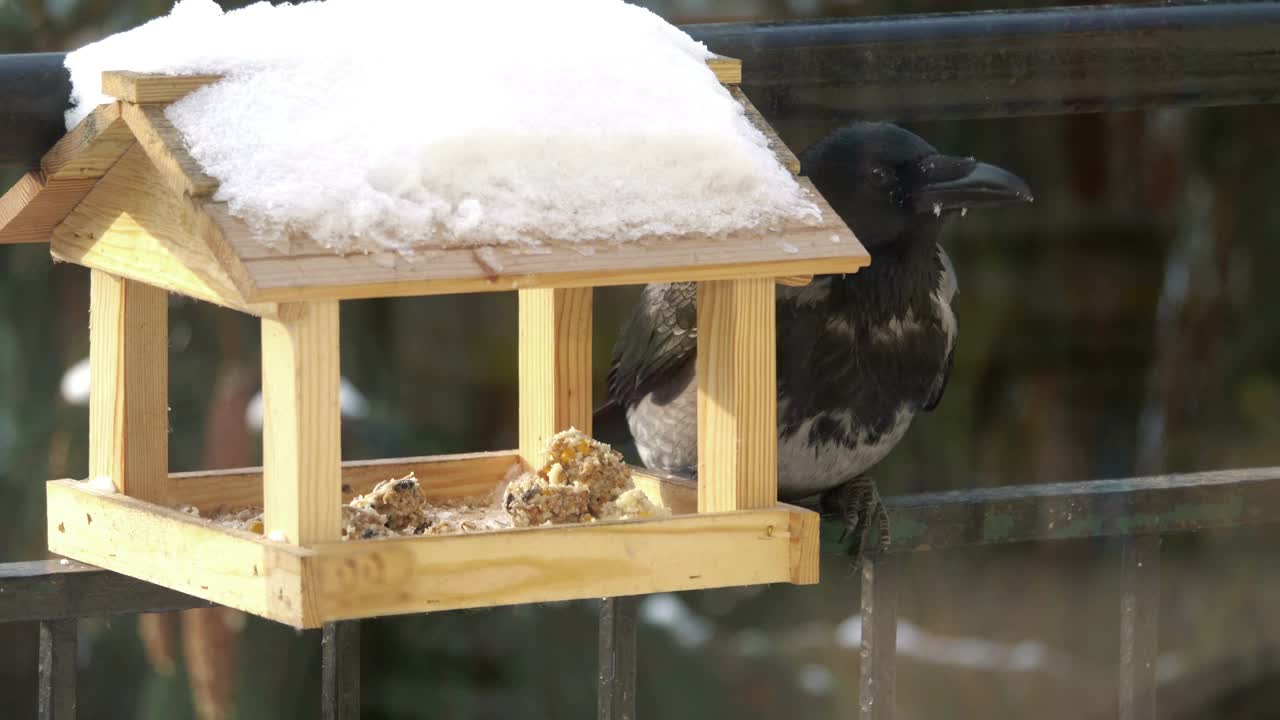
65 0 819 255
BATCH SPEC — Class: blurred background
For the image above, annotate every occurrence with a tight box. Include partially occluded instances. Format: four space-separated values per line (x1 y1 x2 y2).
3 0 1280 718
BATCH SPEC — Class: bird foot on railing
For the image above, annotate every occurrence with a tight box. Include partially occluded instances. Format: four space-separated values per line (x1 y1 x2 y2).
817 475 890 568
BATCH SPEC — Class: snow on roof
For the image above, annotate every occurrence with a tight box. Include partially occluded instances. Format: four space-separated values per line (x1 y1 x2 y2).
64 0 819 256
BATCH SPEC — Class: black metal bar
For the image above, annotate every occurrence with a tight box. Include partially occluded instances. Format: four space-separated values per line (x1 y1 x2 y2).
321 621 360 720
38 618 77 720
0 560 211 622
881 467 1280 551
690 2 1280 125
598 596 639 720
1119 535 1161 720
4 3 1280 169
859 552 898 720
0 52 71 170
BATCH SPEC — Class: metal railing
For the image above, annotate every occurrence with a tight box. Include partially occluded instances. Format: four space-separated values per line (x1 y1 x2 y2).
853 468 1280 720
0 560 360 719
2 3 1279 719
592 468 1280 720
7 460 1279 720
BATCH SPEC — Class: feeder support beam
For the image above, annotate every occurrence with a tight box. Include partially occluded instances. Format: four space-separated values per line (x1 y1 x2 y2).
697 278 777 511
89 270 168 503
262 301 342 544
518 287 593 466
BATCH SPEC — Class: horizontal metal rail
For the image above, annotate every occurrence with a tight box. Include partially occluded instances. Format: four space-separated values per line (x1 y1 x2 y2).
690 2 1280 123
3 3 1280 168
880 467 1280 551
0 560 211 621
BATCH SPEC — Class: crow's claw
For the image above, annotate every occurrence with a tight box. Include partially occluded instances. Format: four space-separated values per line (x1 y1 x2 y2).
817 475 888 568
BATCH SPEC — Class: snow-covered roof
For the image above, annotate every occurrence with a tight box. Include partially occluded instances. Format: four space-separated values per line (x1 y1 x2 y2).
0 60 867 310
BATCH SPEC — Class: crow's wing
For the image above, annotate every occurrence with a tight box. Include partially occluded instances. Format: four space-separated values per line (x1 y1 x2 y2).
605 282 698 410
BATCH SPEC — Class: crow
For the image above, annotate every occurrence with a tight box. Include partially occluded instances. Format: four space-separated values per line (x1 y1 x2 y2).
598 122 1032 549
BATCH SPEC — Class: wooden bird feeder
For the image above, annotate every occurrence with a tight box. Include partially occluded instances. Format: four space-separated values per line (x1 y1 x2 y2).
0 57 870 628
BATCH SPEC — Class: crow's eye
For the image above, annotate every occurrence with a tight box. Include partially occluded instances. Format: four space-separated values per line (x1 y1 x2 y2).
867 167 905 206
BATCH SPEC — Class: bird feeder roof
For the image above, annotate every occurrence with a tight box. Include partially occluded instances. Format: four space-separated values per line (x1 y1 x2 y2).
0 57 868 314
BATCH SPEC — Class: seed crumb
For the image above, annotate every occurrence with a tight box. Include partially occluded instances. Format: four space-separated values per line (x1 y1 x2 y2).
503 427 668 527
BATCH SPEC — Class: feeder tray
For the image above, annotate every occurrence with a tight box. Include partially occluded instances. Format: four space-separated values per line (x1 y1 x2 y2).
1 56 871 628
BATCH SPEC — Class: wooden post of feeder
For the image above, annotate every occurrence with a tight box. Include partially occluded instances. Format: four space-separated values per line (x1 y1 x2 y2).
261 301 342 545
88 270 169 503
518 287 593 466
696 278 777 512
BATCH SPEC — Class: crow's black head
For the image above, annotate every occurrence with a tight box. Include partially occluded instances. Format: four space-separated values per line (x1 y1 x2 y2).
799 122 1033 249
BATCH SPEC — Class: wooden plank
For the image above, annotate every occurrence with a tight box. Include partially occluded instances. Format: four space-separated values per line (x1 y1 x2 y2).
708 54 742 84
0 104 135 244
51 145 279 318
788 509 820 584
240 241 867 302
0 172 99 244
777 275 813 287
46 480 314 627
518 288 593 464
630 469 698 515
730 86 800 174
41 103 134 180
305 506 805 621
207 177 866 303
102 71 221 104
696 278 777 512
168 451 525 514
121 102 218 199
0 560 210 621
89 270 169 504
261 301 342 545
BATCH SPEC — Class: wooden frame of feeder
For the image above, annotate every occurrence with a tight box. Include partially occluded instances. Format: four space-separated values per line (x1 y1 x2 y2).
5 56 871 628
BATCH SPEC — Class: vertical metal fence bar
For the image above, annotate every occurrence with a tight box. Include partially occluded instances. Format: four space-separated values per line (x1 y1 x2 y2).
38 619 77 720
1118 535 1162 720
598 596 639 720
321 621 360 720
859 553 899 720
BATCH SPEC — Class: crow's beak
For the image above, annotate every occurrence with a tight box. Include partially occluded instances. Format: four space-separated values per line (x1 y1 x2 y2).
912 157 1034 215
